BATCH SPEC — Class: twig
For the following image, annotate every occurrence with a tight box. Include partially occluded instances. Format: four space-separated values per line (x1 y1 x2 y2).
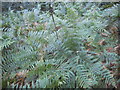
49 3 59 39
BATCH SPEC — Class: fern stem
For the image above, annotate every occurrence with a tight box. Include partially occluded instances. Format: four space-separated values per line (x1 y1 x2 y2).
49 3 59 39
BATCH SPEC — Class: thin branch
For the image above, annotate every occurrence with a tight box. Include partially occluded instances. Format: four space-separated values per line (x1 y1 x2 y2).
49 3 59 39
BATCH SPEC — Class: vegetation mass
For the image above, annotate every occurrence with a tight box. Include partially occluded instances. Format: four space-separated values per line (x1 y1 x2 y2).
1 2 120 89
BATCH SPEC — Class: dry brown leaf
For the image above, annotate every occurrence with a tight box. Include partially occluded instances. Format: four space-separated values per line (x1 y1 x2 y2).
15 70 28 79
110 26 118 34
101 33 109 37
99 39 107 45
106 47 114 52
33 22 39 26
114 45 120 55
55 26 61 31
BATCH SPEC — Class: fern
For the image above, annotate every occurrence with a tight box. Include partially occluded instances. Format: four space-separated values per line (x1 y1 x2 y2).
1 2 120 89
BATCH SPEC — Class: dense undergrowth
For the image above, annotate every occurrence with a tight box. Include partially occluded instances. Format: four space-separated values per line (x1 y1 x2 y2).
1 2 120 88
